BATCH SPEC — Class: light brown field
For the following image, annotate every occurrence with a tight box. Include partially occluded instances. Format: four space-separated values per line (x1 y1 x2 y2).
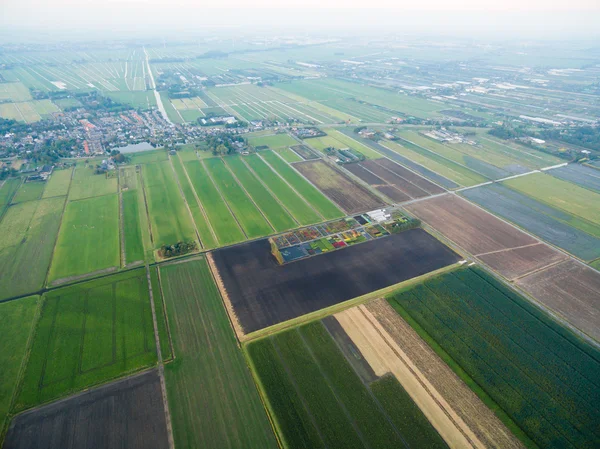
334 300 525 449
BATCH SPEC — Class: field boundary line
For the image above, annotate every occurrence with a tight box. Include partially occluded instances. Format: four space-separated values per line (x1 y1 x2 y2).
475 242 543 257
201 158 249 240
145 264 175 449
167 154 203 249
221 157 276 233
239 156 300 226
177 152 220 246
257 151 327 220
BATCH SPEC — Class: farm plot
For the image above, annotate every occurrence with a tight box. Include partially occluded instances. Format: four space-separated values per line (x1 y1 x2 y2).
462 183 600 261
15 269 157 411
0 296 39 435
170 156 217 250
344 162 411 202
11 181 45 204
0 197 64 299
549 164 600 193
128 149 168 165
105 91 156 110
516 260 600 342
0 82 32 102
224 156 297 232
337 130 459 189
42 167 72 198
294 159 386 214
405 194 567 280
504 172 600 237
275 147 303 163
319 128 383 159
261 151 343 219
48 194 120 283
204 158 273 239
69 163 118 201
4 370 168 449
122 189 145 264
142 161 197 249
248 133 297 149
211 228 459 335
0 178 21 214
358 298 525 449
389 267 600 449
183 160 245 246
247 320 448 449
160 259 278 449
243 154 321 225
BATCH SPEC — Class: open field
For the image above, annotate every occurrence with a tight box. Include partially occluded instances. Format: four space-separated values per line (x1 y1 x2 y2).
225 156 297 232
15 269 157 411
243 154 322 225
361 298 526 449
319 129 382 159
294 160 385 214
48 194 120 283
503 172 600 237
183 159 245 246
276 147 303 163
11 181 44 204
260 151 343 220
122 189 145 264
0 197 65 299
42 168 72 198
462 183 600 261
204 158 273 239
0 296 39 436
149 267 172 362
0 178 21 214
405 194 567 280
5 370 168 449
247 320 447 449
516 260 600 342
0 82 32 102
248 133 297 149
142 161 197 249
127 149 168 165
105 91 157 109
161 259 278 449
549 164 600 193
389 267 600 449
69 163 118 201
212 228 459 335
170 155 217 249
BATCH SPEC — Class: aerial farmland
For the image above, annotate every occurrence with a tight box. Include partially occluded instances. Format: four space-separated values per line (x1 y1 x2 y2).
0 16 599 449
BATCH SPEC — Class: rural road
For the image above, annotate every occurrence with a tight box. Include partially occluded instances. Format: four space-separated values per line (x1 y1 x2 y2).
143 47 173 126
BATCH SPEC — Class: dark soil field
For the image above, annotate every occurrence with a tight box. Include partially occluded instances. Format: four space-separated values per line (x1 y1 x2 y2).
374 158 445 195
550 164 600 193
212 228 460 333
345 162 411 203
405 194 565 279
4 370 168 449
517 260 600 342
361 160 431 199
294 159 385 213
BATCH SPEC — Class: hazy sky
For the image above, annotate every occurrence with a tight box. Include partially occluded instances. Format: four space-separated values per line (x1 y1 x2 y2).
2 0 600 41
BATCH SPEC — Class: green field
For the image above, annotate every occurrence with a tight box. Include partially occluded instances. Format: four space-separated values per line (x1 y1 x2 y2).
225 156 297 232
142 161 197 249
69 163 118 201
0 178 21 213
161 259 278 449
260 151 343 220
0 82 32 102
11 181 45 204
149 267 172 362
504 172 600 236
42 168 72 198
122 189 145 264
247 321 447 449
48 194 120 282
0 197 65 299
170 156 217 250
15 270 156 411
183 160 245 246
204 158 273 239
127 149 168 165
105 91 157 109
319 129 382 159
388 267 600 449
0 296 39 433
248 133 297 150
275 147 303 163
243 154 321 225
119 166 138 191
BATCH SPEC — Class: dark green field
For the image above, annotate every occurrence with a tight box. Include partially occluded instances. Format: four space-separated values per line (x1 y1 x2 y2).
15 269 157 411
388 267 600 449
161 258 277 449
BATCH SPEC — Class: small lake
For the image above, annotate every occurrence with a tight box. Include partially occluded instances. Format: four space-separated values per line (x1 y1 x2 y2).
115 142 155 154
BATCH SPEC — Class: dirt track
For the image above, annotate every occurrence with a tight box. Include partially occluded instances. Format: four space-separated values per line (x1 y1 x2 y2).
335 300 525 449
